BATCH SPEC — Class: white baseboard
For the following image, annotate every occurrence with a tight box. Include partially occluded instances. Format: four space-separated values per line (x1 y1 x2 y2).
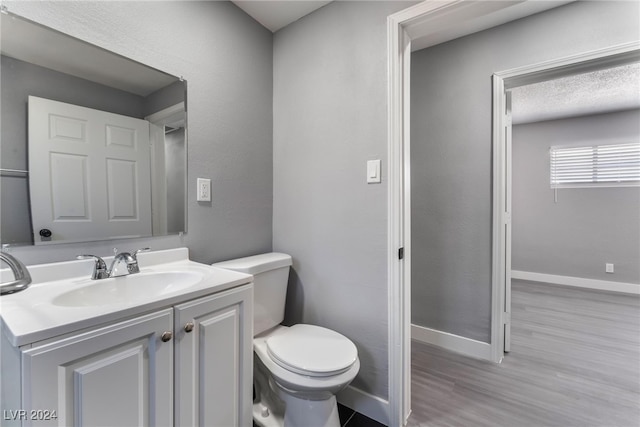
512 270 640 295
411 324 492 361
337 385 389 426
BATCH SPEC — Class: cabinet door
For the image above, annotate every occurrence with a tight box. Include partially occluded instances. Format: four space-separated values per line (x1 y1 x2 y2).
22 309 173 427
174 284 253 427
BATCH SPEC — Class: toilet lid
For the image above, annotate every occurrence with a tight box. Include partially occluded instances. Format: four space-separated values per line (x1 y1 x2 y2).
266 324 358 377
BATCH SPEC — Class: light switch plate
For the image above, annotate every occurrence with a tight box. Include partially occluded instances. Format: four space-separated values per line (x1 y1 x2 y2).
367 159 381 184
197 178 211 202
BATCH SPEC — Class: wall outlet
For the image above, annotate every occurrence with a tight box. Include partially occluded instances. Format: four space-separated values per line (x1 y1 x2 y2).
605 263 614 274
197 178 211 202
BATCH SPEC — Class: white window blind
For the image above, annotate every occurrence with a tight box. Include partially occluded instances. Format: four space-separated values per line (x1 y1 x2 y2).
550 142 640 188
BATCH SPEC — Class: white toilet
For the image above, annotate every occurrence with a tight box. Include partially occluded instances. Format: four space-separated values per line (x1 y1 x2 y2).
213 253 360 427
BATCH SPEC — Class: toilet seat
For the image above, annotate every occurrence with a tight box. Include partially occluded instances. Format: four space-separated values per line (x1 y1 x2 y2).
266 324 357 377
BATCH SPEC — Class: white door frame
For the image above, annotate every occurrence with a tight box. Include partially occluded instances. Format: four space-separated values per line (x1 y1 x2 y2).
491 40 640 361
145 102 186 236
386 1 579 426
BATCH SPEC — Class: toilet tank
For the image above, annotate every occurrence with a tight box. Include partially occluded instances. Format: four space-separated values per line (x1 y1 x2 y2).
212 253 292 335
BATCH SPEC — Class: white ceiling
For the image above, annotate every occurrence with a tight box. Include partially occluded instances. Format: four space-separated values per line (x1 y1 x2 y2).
0 12 176 96
231 0 332 32
511 63 640 125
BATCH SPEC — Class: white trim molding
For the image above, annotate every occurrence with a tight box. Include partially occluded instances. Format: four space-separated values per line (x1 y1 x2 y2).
491 72 509 364
337 385 390 426
411 325 493 361
497 41 640 89
387 8 412 427
412 324 492 361
512 271 640 296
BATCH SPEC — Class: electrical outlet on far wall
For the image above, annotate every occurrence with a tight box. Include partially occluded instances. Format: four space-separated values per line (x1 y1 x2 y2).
197 178 211 202
606 263 614 274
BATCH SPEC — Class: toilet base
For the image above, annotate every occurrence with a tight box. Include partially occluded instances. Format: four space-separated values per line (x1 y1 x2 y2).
281 393 340 427
253 355 341 427
253 391 340 427
253 401 283 427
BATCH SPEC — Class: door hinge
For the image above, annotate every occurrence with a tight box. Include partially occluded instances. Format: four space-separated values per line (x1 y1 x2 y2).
398 247 404 260
503 312 511 324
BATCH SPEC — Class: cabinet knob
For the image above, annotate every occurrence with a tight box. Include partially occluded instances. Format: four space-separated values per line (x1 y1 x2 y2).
184 321 195 333
161 331 173 342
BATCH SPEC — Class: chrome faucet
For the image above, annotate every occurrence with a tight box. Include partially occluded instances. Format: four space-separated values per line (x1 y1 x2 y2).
109 251 136 277
77 248 150 279
0 251 32 295
76 254 109 279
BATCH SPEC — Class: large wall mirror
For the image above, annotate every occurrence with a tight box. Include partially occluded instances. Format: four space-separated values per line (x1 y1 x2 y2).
1 11 187 246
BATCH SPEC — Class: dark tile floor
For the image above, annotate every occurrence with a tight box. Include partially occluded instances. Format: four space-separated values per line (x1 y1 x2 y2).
338 403 386 427
252 403 386 427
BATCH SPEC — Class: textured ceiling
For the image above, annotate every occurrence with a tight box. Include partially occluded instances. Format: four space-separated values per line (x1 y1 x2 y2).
511 62 640 124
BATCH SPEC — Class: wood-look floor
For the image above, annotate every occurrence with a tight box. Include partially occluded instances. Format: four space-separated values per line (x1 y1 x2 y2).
408 280 640 427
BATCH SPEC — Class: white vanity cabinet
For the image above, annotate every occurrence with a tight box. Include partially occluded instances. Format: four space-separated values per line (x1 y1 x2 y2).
174 285 253 427
21 308 174 427
10 283 253 427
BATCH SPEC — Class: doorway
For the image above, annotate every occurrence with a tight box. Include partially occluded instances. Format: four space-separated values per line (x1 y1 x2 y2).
493 45 640 353
387 2 640 426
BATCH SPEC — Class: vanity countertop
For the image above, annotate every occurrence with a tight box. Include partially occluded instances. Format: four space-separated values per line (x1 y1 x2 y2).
0 248 252 347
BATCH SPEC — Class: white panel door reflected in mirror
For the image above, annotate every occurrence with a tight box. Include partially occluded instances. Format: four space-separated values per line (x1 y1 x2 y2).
29 96 152 244
0 11 187 245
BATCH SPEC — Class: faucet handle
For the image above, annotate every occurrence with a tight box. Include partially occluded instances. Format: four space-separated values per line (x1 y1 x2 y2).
76 254 107 266
132 247 150 260
123 248 150 275
76 255 109 280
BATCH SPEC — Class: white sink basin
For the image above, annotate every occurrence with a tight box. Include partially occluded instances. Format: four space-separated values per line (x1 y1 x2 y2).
0 248 254 347
52 271 204 307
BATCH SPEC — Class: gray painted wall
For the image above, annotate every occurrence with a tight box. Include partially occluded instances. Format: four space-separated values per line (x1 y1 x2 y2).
512 110 640 285
273 0 415 400
3 1 273 265
411 1 640 342
0 176 30 245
